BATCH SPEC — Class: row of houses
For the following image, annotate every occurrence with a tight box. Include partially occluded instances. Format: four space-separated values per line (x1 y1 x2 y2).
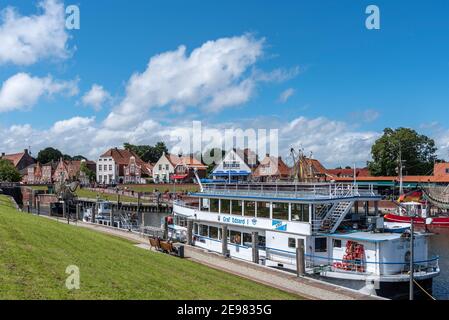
3 147 449 186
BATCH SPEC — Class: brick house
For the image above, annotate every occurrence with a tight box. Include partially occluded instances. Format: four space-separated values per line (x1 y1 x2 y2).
1 149 35 172
252 155 291 182
172 155 208 183
96 148 150 184
53 158 96 184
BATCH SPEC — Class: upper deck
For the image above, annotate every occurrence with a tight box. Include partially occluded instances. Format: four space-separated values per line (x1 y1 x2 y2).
191 182 382 203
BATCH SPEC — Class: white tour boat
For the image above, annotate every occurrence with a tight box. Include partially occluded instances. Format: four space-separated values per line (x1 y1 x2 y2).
171 181 440 299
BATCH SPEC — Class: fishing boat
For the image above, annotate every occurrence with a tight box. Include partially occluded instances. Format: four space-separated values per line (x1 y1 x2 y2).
171 179 440 299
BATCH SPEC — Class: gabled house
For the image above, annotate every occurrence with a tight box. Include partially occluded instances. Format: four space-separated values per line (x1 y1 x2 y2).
252 155 291 182
1 149 35 172
211 149 253 182
54 158 96 184
172 155 208 183
96 148 149 185
152 153 181 183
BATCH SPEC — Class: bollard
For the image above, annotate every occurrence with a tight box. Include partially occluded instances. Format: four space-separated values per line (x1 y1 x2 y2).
37 199 40 216
187 219 193 245
296 238 305 277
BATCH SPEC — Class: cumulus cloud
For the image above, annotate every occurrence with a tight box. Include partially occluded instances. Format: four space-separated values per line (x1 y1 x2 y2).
278 88 295 103
0 73 78 112
81 84 111 111
0 0 70 66
103 34 271 129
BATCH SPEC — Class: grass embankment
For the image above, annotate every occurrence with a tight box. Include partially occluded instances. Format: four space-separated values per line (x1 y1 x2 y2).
0 195 301 300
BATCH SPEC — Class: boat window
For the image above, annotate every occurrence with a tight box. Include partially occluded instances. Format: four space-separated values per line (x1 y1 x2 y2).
209 226 219 240
257 202 270 218
272 202 289 221
244 201 256 217
288 238 296 249
315 238 327 253
221 199 231 214
210 199 219 212
258 235 266 248
193 223 199 235
333 239 342 248
291 204 309 222
243 233 252 247
230 230 242 245
199 224 209 237
231 200 243 215
200 198 210 211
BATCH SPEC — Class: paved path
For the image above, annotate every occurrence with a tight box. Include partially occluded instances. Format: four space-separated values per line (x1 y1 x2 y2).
45 216 383 300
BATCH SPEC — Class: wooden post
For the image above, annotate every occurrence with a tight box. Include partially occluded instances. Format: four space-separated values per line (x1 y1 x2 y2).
252 231 259 264
92 202 96 224
187 219 193 245
76 203 80 222
163 217 168 240
296 238 305 277
354 201 359 215
37 198 40 216
110 206 114 227
365 201 369 215
222 225 228 257
374 201 379 216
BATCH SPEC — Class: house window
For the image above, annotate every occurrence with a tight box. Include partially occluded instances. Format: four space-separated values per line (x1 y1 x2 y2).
159 164 162 170
333 239 342 248
315 238 327 253
446 168 449 174
99 166 102 171
165 164 169 170
288 238 296 249
104 165 107 171
109 165 112 171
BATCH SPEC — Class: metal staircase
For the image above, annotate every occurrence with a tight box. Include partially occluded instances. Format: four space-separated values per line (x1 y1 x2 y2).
315 201 353 234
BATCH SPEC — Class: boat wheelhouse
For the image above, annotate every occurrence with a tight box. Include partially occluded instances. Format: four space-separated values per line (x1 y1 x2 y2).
172 182 440 299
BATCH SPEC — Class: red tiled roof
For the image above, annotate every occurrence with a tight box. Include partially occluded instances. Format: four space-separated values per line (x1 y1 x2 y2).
101 148 145 166
1 152 25 167
253 156 291 177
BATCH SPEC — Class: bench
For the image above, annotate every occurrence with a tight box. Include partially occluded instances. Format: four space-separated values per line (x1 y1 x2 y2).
160 241 179 255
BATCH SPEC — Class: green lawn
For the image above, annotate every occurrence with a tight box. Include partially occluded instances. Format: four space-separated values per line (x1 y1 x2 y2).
122 184 200 193
0 195 301 300
75 189 147 203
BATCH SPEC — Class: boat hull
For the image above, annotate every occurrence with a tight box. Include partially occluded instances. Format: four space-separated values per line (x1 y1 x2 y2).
384 213 449 227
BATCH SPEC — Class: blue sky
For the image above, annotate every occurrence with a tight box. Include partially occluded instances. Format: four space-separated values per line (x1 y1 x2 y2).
0 0 448 166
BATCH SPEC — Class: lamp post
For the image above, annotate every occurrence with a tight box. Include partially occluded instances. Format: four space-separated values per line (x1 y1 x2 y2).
409 214 415 300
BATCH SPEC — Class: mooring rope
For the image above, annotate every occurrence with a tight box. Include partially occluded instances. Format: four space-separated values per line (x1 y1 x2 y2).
413 279 437 300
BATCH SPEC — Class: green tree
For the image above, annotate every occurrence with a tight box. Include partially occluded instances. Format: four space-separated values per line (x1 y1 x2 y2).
368 128 438 176
37 147 63 164
123 142 168 163
79 161 95 182
72 155 87 161
0 159 21 182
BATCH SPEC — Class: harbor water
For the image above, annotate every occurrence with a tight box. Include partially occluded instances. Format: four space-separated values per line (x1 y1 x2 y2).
429 227 449 300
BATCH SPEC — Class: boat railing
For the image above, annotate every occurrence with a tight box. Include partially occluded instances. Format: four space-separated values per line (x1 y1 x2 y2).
305 255 440 276
200 183 376 199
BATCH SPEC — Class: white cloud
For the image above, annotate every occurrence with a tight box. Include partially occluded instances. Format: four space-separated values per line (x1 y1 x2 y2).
0 0 70 66
0 73 78 112
51 117 95 134
350 109 380 123
279 88 295 103
81 84 111 111
103 34 269 128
